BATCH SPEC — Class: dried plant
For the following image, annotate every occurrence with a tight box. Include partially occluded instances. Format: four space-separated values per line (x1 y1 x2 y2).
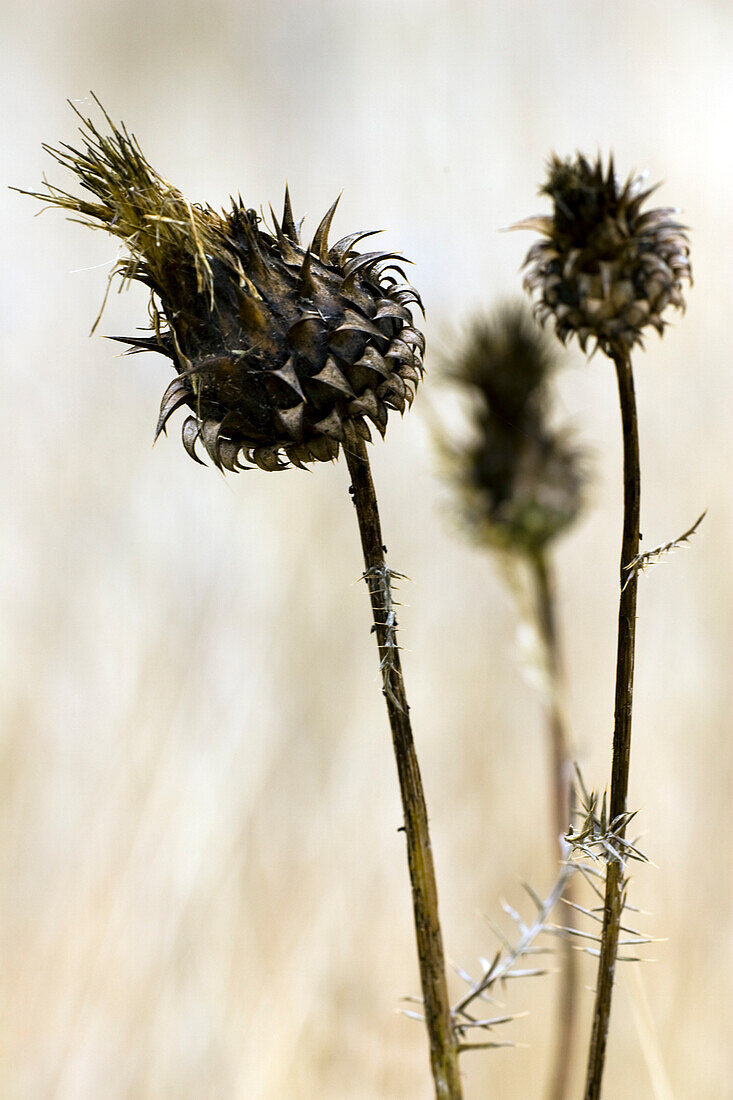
516 153 690 357
442 302 584 556
516 152 691 1099
22 98 462 1099
24 97 422 471
449 771 654 1068
441 301 587 1097
21 95 703 1099
449 864 573 1053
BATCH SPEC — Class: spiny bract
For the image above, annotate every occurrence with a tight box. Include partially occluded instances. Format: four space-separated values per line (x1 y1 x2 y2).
446 303 585 555
516 153 691 357
30 99 424 471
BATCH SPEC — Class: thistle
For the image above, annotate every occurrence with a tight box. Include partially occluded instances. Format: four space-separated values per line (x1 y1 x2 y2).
24 99 461 1099
26 98 423 473
445 302 584 555
518 153 691 355
444 302 586 1099
516 154 691 1100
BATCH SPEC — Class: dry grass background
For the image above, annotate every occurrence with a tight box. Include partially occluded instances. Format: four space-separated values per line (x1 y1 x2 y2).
3 1 732 1096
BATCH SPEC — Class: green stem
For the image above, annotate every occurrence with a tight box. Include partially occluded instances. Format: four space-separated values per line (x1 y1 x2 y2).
532 551 579 1100
343 425 462 1100
583 351 641 1099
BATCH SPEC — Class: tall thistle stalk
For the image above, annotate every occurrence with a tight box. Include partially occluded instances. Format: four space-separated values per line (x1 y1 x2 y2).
442 303 585 1097
582 348 640 1097
531 549 579 1100
23 98 461 1099
532 551 573 875
344 425 461 1097
516 154 691 1098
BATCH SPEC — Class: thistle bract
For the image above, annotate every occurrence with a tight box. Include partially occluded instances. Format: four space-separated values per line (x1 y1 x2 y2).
517 154 691 356
30 100 424 470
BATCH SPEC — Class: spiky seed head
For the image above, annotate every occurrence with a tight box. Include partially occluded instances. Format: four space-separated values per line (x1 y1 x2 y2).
26 99 424 471
445 303 586 555
515 153 691 357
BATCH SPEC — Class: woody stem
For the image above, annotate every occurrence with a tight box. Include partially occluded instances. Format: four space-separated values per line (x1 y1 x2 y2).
584 351 641 1099
344 424 462 1100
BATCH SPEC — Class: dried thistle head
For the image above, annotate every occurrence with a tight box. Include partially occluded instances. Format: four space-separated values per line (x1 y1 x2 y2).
27 98 424 471
516 153 691 357
445 303 585 555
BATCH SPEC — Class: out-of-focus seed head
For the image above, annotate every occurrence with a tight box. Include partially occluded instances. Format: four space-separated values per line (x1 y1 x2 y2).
445 303 586 555
27 99 424 471
515 153 691 357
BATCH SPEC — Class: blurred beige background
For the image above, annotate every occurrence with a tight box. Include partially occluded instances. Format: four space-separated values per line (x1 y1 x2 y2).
3 1 732 1096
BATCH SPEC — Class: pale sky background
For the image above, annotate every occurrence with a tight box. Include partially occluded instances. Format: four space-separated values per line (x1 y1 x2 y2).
3 2 732 1097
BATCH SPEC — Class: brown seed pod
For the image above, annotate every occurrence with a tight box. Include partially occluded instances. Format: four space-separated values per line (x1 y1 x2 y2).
515 154 691 357
445 303 586 554
27 98 424 470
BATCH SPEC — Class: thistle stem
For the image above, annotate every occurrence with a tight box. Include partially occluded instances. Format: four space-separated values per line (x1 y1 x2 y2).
532 552 574 869
343 425 462 1100
583 351 641 1099
532 551 578 1100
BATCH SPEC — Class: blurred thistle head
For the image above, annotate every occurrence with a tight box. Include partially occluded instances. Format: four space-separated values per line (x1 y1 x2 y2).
445 302 586 556
26 98 424 471
514 153 691 358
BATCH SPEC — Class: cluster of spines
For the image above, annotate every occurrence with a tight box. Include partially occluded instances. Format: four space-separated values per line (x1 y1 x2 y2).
22 103 424 474
151 187 425 471
517 154 691 356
